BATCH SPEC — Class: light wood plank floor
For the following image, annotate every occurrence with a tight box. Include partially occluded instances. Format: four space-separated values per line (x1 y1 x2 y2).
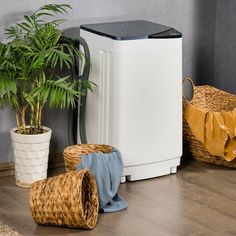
0 159 235 236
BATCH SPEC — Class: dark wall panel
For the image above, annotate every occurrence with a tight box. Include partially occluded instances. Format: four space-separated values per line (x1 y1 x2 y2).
214 0 236 94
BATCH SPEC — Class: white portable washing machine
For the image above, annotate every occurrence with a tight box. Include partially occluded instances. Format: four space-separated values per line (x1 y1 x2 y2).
78 20 182 182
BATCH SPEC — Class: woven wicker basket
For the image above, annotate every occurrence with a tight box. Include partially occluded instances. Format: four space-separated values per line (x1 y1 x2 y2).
29 169 99 229
183 77 236 168
64 144 113 172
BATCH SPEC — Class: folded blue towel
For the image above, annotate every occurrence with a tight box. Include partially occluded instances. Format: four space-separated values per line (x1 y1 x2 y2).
76 148 128 213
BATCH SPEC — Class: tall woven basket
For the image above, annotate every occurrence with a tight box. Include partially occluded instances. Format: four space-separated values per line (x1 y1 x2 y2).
29 169 99 229
183 77 236 168
64 144 113 172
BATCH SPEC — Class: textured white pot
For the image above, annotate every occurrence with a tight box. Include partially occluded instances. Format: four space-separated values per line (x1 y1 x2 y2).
10 126 52 188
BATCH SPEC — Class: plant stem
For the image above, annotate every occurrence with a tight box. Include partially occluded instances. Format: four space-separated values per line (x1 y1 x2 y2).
38 106 42 130
21 107 26 131
35 98 40 130
30 105 34 129
15 112 20 129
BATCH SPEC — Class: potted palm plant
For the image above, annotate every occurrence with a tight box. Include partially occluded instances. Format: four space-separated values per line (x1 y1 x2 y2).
0 4 92 187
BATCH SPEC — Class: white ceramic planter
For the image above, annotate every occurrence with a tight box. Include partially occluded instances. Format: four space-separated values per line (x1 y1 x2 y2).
10 126 52 188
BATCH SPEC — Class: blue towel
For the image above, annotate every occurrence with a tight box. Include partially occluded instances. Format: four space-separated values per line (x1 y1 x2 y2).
76 148 128 213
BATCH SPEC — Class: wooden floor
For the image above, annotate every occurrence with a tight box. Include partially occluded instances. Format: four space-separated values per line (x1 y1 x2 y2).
0 159 235 236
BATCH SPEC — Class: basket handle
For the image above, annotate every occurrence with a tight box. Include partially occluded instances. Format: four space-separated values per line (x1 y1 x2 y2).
182 77 195 104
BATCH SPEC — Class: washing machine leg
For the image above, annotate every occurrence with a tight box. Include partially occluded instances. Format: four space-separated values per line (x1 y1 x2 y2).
120 176 126 183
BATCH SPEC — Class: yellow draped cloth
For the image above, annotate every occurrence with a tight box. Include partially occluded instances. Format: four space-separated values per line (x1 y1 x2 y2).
185 104 236 162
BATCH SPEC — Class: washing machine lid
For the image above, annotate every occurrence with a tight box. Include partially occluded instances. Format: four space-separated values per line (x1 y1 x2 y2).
80 20 182 40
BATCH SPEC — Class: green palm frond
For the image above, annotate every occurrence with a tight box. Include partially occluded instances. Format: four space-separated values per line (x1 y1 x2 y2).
32 76 81 109
5 26 23 39
35 4 72 17
0 94 19 110
0 77 17 95
0 76 18 109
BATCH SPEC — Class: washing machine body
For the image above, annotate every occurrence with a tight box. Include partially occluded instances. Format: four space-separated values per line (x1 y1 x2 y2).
79 20 182 181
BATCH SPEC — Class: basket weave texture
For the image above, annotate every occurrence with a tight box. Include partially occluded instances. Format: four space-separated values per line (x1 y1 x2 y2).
183 77 236 168
64 144 113 172
29 169 99 229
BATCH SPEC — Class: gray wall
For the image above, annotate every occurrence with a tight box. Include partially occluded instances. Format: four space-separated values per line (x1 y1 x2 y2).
0 0 218 163
214 0 236 94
